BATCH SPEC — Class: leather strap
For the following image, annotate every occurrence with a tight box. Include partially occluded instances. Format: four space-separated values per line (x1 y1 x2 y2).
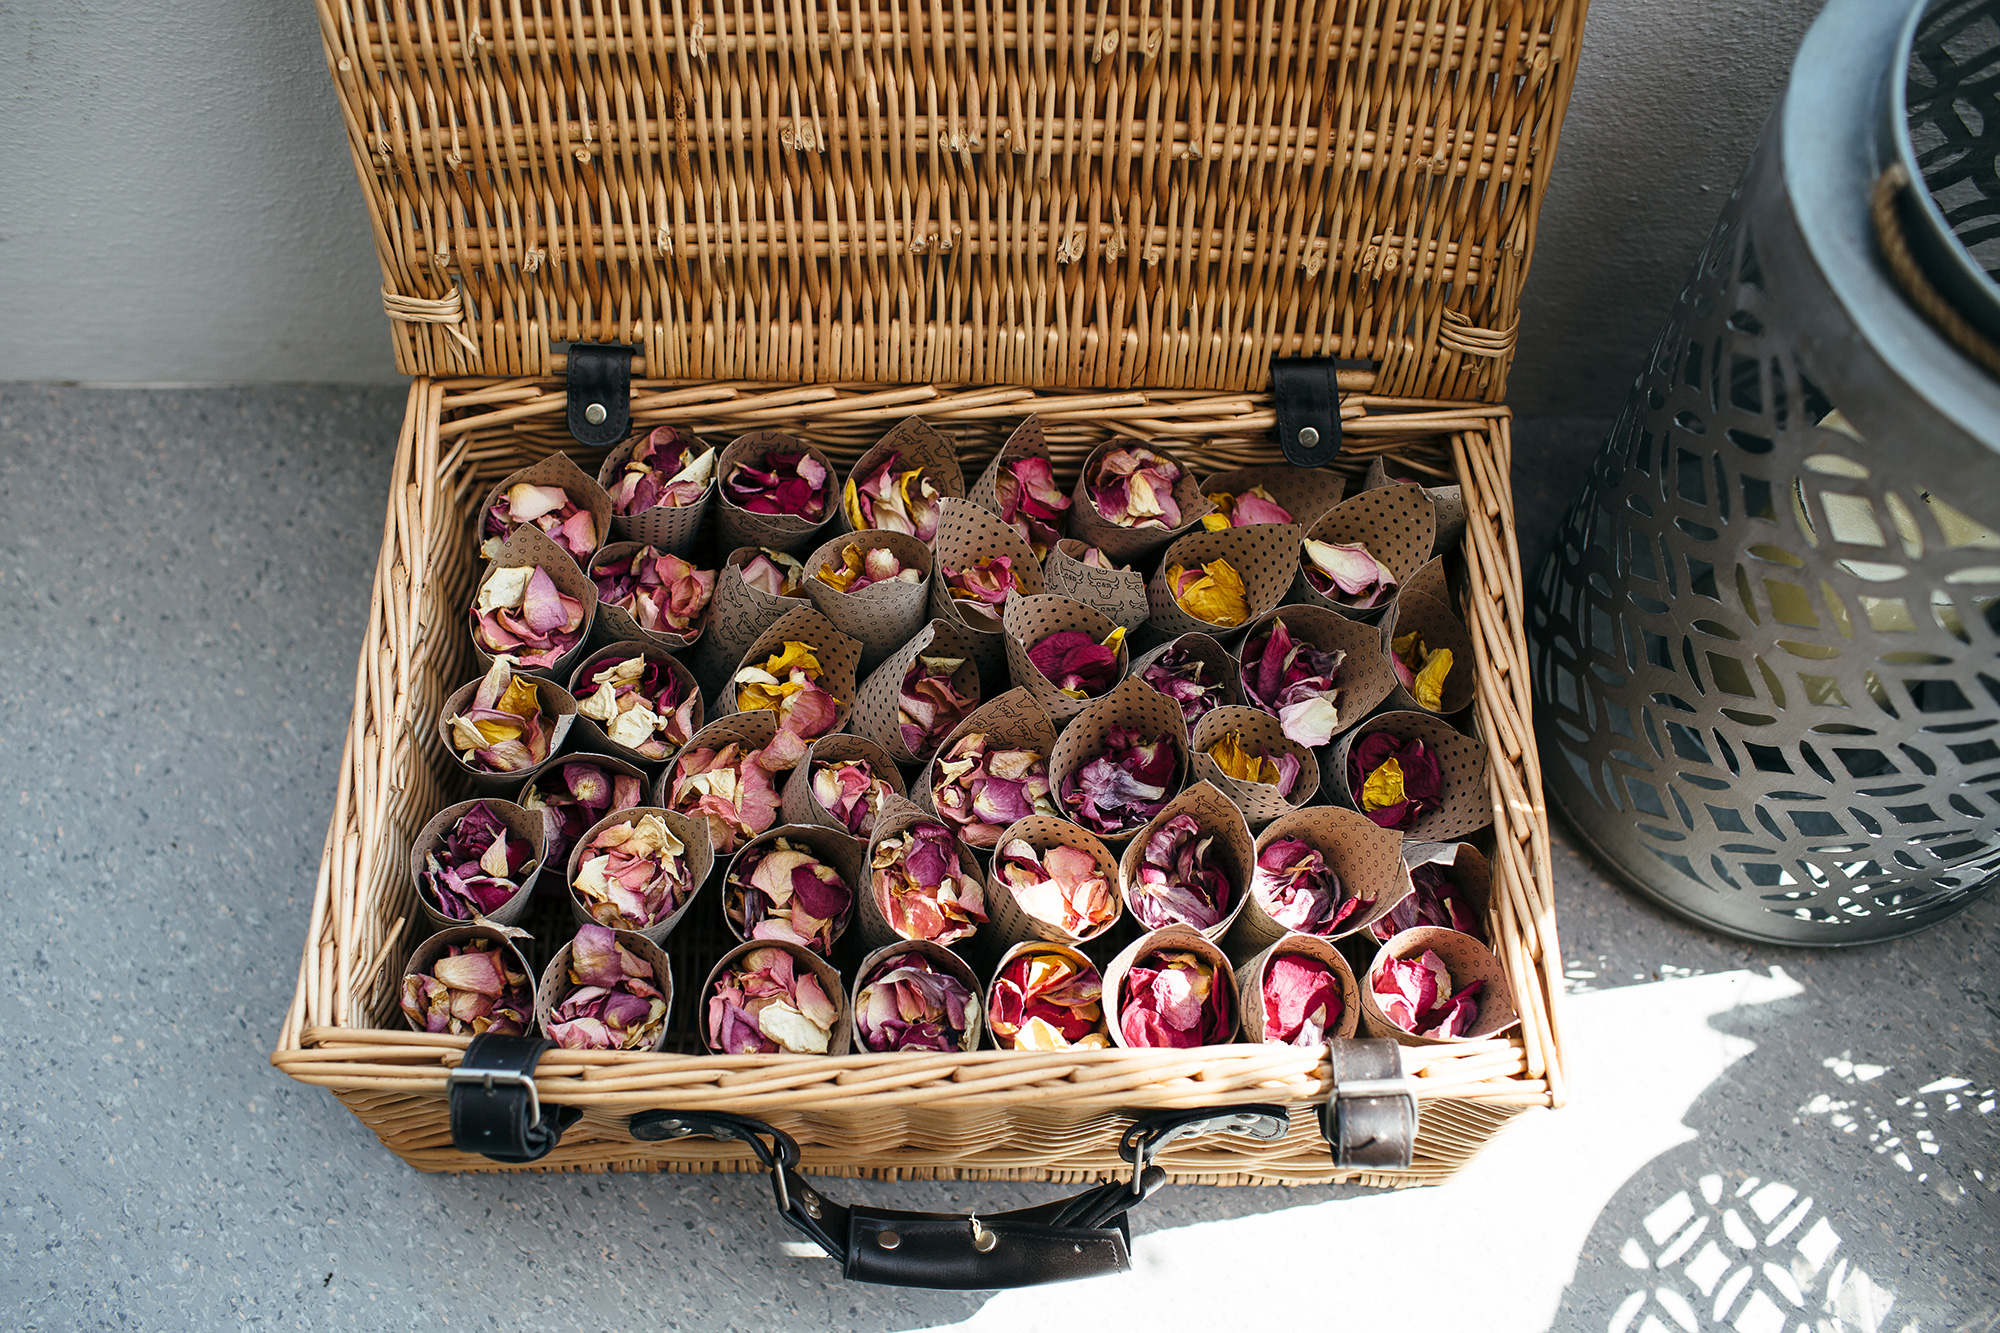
565 343 635 447
449 1033 580 1164
1320 1037 1418 1170
1271 356 1345 468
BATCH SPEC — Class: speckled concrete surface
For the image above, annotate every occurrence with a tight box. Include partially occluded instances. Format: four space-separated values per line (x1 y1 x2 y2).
2 387 1994 1332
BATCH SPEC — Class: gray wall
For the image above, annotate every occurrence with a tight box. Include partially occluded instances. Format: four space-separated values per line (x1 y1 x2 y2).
0 0 1823 415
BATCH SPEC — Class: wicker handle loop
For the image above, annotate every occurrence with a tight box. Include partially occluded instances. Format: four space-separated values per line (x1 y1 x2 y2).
1438 309 1519 359
381 285 480 365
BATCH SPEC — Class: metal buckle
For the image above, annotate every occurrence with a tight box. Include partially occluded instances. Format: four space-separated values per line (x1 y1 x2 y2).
448 1065 542 1130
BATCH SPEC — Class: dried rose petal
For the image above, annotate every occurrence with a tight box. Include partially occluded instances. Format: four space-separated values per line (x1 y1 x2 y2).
1128 813 1234 930
418 801 537 919
706 945 839 1054
1261 955 1340 1046
1373 863 1483 943
739 548 806 597
1059 727 1177 836
1118 948 1232 1048
1140 646 1227 726
733 642 843 744
521 761 645 871
1201 486 1294 530
443 658 553 774
1251 837 1357 935
482 483 597 562
572 812 695 930
590 546 716 635
400 937 533 1036
1301 538 1397 608
1026 626 1125 699
941 556 1025 630
993 841 1115 936
1391 631 1455 711
854 953 978 1052
1207 733 1301 796
899 656 976 757
994 456 1070 556
989 952 1109 1050
726 837 855 955
470 562 588 669
1348 732 1443 831
872 821 986 944
810 758 893 837
667 741 789 855
842 453 943 541
1077 545 1125 571
1088 447 1183 530
1240 619 1345 747
548 923 670 1051
931 734 1058 847
608 427 716 514
1374 949 1483 1038
724 449 831 520
816 543 923 594
1164 559 1250 627
573 654 699 759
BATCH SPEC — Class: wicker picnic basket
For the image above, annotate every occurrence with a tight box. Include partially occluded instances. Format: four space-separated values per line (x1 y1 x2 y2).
278 0 1582 1208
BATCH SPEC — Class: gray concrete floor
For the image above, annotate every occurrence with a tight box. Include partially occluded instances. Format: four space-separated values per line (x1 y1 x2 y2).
1 386 1994 1332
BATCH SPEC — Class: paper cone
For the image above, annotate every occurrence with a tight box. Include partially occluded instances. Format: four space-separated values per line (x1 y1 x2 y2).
1127 632 1246 726
715 605 863 739
854 799 988 952
1040 539 1151 631
1363 457 1464 559
700 939 852 1055
836 416 967 536
1066 440 1214 564
518 753 650 869
691 547 814 697
1360 926 1519 1046
1003 593 1130 724
469 525 601 682
564 642 704 768
597 425 718 555
848 618 983 765
401 926 537 1033
1223 805 1411 957
848 940 985 1052
478 450 617 571
1114 780 1256 939
1378 587 1477 716
719 822 869 953
1144 523 1302 648
1198 464 1347 533
780 732 908 835
980 815 1123 949
984 940 1108 1051
408 798 548 931
1101 926 1241 1049
1188 706 1319 826
437 671 578 796
1378 841 1495 945
929 498 1046 691
713 431 840 554
1234 936 1361 1044
1289 485 1436 621
1238 604 1397 744
1327 710 1493 842
563 806 714 946
967 416 1053 529
801 528 935 671
1047 675 1192 844
912 686 1061 848
534 927 675 1053
652 709 801 855
586 541 713 654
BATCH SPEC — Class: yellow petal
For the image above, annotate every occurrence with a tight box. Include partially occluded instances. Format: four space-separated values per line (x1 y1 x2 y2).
763 641 823 678
1172 558 1249 627
496 676 541 721
841 478 867 530
1207 732 1276 785
816 545 864 592
1392 631 1422 660
1412 647 1453 712
1201 493 1235 532
1361 758 1406 812
1101 625 1127 656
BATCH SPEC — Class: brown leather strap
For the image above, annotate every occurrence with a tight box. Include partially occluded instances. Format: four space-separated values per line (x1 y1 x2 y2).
1322 1037 1418 1170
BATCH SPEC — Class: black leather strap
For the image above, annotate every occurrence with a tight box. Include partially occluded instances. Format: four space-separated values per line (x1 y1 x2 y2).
1271 356 1344 468
449 1033 581 1164
565 343 635 447
1319 1037 1419 1170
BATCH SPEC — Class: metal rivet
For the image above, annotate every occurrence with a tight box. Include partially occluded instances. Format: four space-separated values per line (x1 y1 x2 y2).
876 1230 900 1250
1297 426 1320 448
972 1228 997 1253
584 402 608 425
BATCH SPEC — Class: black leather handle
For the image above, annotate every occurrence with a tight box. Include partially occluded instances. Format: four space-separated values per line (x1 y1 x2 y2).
449 1033 582 1164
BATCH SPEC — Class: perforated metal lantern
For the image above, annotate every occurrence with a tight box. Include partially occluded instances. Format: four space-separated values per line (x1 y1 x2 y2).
1528 0 2000 945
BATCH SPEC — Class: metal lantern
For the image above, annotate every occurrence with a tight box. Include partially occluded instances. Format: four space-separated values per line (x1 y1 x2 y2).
1528 0 2000 944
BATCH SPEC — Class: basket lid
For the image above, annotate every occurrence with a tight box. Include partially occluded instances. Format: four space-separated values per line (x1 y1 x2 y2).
320 0 1582 400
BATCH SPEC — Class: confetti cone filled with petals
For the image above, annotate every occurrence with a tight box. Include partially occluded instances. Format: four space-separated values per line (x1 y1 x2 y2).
1138 640 1232 726
870 819 987 945
1372 948 1483 1040
1164 558 1251 628
1087 446 1185 531
1059 727 1177 837
739 547 806 597
1301 538 1398 609
991 838 1116 938
930 734 1058 847
1249 837 1357 935
1391 630 1455 713
571 652 700 760
725 834 856 955
704 944 844 1055
401 932 534 1036
1026 626 1126 700
940 555 1027 631
415 800 540 921
443 658 561 776
1239 617 1345 747
988 947 1109 1050
993 455 1070 557
899 655 977 758
606 426 715 517
1206 732 1303 797
1113 943 1235 1049
724 445 832 521
733 642 844 745
521 760 645 872
470 559 589 671
590 546 715 638
842 452 945 541
815 543 923 594
570 811 697 932
543 924 671 1052
1201 485 1294 530
1126 812 1235 931
665 739 790 856
809 756 896 838
852 948 981 1052
1348 732 1444 831
482 481 599 562
1258 954 1343 1047
1373 860 1485 943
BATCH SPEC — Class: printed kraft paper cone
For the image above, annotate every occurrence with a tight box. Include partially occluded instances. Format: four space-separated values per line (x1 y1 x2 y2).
1115 780 1255 940
534 927 675 1053
984 939 1108 1051
587 541 712 654
854 797 988 953
720 822 868 952
1378 587 1477 716
597 425 718 555
1288 485 1436 621
849 939 985 1053
1188 705 1318 827
913 686 1060 840
563 806 714 947
713 431 839 554
1239 604 1396 743
1143 523 1302 650
801 528 935 671
653 710 799 854
692 547 813 696
1360 926 1519 1047
967 416 1053 534
1128 632 1245 721
565 641 704 768
1048 675 1192 844
1067 439 1215 564
1328 710 1493 843
717 604 863 739
701 938 852 1055
1223 805 1411 958
1003 593 1130 725
520 752 650 862
1198 464 1347 534
437 672 578 796
1041 538 1151 631
469 525 601 682
929 498 1045 690
478 449 617 569
401 925 537 1034
1101 925 1241 1049
780 732 907 834
849 618 983 765
1385 841 1495 943
981 814 1123 949
1234 935 1361 1044
836 416 966 537
1364 457 1465 560
408 798 548 932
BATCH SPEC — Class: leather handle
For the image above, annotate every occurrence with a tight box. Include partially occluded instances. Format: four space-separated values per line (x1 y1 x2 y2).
565 342 635 447
1320 1037 1419 1170
449 1033 582 1164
